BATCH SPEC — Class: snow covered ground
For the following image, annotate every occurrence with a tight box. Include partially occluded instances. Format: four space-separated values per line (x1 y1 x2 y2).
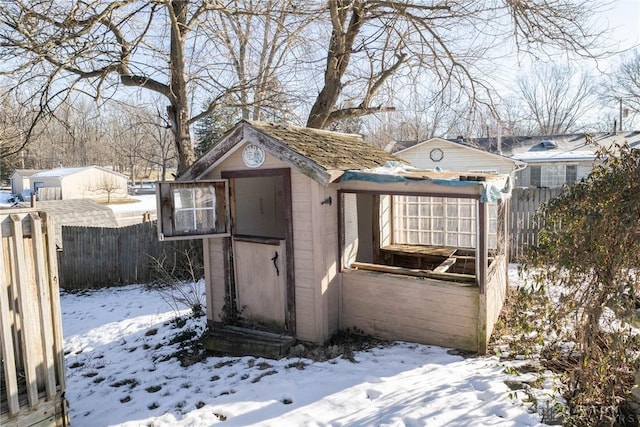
107 194 157 214
61 268 550 427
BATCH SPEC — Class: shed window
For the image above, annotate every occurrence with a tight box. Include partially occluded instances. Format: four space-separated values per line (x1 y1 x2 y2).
157 180 230 240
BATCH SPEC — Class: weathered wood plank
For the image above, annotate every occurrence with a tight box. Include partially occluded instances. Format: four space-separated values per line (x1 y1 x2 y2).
351 261 476 283
10 215 39 407
30 213 57 399
433 257 457 273
342 270 479 351
0 232 19 416
42 212 66 392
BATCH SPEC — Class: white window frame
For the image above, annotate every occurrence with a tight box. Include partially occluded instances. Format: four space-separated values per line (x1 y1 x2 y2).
393 196 498 249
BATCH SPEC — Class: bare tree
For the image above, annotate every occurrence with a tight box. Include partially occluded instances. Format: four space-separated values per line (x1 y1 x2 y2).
305 0 613 130
0 1 310 174
517 64 597 134
132 107 178 181
603 50 640 129
202 0 315 122
90 174 123 203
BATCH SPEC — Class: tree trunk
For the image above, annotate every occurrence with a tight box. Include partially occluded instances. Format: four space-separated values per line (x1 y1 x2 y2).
306 0 364 129
170 1 196 175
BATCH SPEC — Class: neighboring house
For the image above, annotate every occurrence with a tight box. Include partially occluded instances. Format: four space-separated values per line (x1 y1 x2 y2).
17 199 119 247
394 137 526 180
464 131 640 189
156 120 512 355
393 138 523 252
28 166 128 201
10 169 44 194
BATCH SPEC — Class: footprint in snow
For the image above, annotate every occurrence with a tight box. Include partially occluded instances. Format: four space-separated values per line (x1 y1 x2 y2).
366 389 382 400
281 396 293 405
470 379 489 391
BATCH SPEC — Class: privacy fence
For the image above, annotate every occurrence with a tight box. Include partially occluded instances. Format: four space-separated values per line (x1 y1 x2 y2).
59 221 202 290
509 187 565 260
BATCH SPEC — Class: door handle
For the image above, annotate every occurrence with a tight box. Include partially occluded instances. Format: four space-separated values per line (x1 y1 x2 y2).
271 251 280 276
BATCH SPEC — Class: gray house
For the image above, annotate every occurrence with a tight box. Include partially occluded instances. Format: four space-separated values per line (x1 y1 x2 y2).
460 131 640 188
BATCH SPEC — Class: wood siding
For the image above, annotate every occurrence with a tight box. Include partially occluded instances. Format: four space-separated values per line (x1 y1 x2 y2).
484 255 508 347
203 237 227 324
342 269 479 351
0 209 68 426
397 140 516 175
201 145 340 343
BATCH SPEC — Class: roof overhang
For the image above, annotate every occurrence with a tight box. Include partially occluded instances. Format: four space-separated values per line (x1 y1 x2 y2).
180 122 336 185
338 168 512 202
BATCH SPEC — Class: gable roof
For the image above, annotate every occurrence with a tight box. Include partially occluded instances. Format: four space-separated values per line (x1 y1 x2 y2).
31 166 127 179
10 169 44 178
180 120 405 185
508 131 640 163
457 131 640 162
396 137 526 167
17 199 119 247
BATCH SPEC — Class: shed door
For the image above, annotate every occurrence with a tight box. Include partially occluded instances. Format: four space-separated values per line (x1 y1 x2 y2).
233 237 286 327
224 169 294 333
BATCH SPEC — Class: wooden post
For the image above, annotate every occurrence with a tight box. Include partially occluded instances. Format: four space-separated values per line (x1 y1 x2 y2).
42 212 66 391
0 231 20 416
476 200 489 354
10 214 39 407
30 213 57 399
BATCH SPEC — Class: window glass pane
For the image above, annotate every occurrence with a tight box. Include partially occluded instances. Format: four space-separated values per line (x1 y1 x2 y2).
194 186 216 208
195 209 216 231
174 210 195 232
173 188 194 209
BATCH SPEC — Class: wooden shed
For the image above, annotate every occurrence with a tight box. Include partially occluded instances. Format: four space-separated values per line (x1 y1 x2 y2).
0 209 68 426
156 121 512 355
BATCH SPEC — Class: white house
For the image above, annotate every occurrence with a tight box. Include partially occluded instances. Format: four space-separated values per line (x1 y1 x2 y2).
509 131 640 188
394 137 526 180
28 166 128 201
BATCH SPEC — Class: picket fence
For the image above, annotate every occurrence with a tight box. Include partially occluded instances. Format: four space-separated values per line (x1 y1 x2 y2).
58 221 202 290
509 187 565 260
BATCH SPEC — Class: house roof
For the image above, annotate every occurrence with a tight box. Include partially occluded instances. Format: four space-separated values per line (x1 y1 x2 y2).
17 199 119 247
464 131 640 163
180 120 405 185
31 166 127 179
10 169 44 178
395 137 526 167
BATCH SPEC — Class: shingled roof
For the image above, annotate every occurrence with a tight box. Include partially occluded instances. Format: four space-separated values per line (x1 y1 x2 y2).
18 199 119 247
180 120 405 185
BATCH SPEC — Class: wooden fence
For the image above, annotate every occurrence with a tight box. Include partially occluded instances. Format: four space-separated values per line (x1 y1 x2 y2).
58 221 202 290
509 187 565 260
0 209 68 426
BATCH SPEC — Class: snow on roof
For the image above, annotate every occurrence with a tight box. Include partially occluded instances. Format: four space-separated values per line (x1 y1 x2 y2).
11 169 44 177
31 166 125 179
512 150 597 162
